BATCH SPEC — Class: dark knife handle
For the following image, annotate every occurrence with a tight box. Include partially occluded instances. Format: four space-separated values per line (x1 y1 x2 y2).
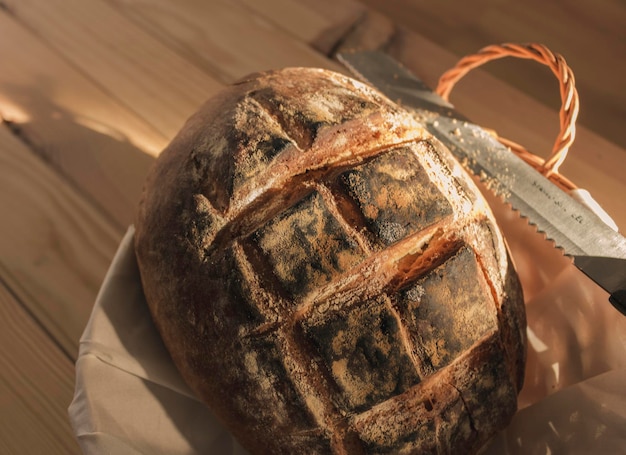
573 255 626 316
609 291 626 316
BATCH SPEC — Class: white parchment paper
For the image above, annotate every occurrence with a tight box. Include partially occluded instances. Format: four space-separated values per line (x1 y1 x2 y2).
68 193 626 454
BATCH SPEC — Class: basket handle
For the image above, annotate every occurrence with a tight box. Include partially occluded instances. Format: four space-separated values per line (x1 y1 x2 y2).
435 43 579 191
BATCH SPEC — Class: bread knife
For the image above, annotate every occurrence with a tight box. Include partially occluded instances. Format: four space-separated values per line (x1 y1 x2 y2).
337 50 626 316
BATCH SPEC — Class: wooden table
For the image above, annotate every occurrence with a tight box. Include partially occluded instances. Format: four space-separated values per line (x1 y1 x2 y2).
0 1 623 453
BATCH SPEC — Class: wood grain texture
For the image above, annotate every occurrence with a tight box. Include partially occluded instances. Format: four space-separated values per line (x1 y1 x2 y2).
105 0 345 82
239 0 365 55
0 124 121 358
0 281 80 454
0 11 166 227
2 0 223 140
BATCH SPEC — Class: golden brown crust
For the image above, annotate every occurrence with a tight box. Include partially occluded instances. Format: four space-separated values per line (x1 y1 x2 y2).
135 68 526 454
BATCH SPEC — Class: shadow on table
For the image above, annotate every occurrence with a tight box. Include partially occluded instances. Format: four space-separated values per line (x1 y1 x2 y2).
1 79 157 227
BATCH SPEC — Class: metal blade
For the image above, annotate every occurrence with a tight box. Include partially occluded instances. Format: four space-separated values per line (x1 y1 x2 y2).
338 50 626 315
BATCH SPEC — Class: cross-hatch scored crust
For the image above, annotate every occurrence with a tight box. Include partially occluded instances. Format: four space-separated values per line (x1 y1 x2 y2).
220 141 502 453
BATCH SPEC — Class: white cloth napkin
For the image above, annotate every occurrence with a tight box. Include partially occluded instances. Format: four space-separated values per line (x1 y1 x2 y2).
69 192 626 454
68 226 247 455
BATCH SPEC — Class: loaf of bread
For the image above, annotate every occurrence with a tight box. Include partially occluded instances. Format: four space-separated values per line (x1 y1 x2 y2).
134 67 526 454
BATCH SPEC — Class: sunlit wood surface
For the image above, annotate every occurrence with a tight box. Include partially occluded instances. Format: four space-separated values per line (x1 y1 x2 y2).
0 0 623 452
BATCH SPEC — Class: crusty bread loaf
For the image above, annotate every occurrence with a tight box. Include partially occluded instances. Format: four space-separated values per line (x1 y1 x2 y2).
134 67 526 454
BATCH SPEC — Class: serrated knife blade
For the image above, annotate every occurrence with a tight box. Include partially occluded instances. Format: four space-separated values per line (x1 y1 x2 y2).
338 50 626 316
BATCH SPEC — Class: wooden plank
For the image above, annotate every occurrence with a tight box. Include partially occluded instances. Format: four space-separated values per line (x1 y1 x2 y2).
105 0 345 82
238 0 365 55
0 11 167 227
0 123 121 357
2 0 223 140
239 0 352 47
0 280 80 454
